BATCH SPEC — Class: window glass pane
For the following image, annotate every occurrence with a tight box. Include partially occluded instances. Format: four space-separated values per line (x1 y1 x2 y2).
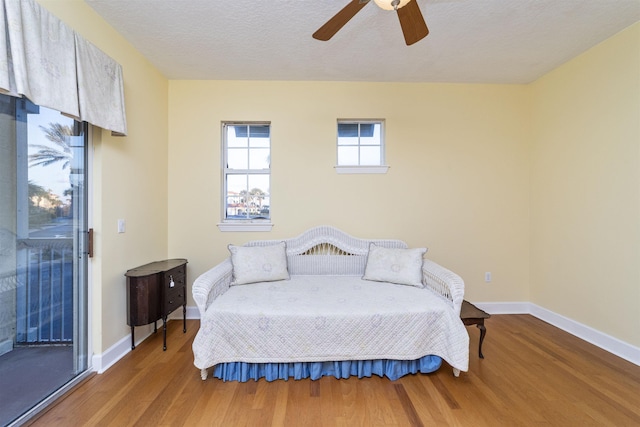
227 147 248 169
360 146 381 165
249 148 269 169
248 175 270 218
227 125 248 148
224 174 270 219
26 112 83 237
249 125 270 147
249 125 270 138
338 123 358 138
249 137 269 148
233 126 249 138
359 123 375 137
338 146 359 165
226 174 247 219
226 174 247 194
338 135 358 146
360 123 381 145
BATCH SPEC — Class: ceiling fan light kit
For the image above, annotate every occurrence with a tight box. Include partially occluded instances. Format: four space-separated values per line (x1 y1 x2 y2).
373 0 411 11
313 0 429 46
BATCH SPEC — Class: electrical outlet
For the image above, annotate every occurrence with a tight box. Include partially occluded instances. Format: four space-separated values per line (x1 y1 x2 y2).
484 272 492 283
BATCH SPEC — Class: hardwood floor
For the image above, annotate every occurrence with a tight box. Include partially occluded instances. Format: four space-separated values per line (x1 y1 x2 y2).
29 315 640 426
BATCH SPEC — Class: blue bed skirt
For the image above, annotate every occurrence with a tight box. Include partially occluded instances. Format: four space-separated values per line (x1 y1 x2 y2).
212 355 442 382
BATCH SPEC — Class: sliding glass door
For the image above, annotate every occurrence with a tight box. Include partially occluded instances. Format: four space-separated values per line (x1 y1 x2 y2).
0 94 89 425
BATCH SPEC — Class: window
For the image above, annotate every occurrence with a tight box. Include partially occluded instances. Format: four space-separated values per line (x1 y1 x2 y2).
219 122 272 232
336 119 388 174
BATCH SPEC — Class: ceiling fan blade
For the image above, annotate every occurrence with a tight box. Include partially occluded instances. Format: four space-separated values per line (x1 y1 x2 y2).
397 0 429 45
313 0 370 41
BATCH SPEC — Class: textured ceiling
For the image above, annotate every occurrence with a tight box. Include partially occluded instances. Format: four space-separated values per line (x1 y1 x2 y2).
85 0 640 84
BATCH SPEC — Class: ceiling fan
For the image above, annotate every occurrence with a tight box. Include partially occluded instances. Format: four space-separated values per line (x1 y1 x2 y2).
313 0 429 46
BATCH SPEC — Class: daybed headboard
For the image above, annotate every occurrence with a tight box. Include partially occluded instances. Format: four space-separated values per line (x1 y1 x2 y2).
245 225 406 275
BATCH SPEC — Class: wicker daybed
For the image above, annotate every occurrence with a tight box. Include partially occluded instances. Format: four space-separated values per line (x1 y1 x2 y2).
192 225 469 382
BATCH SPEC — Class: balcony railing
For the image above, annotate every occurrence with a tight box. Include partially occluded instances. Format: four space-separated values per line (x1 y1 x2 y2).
15 238 74 344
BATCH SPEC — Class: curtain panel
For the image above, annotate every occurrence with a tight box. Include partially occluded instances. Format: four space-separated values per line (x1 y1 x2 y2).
0 0 127 135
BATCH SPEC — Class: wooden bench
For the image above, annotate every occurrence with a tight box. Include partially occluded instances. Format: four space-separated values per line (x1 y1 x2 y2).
460 300 490 358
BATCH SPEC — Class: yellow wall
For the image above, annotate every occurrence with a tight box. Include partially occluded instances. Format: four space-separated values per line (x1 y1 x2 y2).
38 1 640 356
168 81 531 304
38 1 170 353
530 23 640 346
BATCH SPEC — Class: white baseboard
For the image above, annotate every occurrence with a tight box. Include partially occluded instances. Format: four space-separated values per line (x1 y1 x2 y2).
474 301 640 366
92 302 640 373
168 305 200 320
92 309 201 373
91 326 155 374
475 301 530 314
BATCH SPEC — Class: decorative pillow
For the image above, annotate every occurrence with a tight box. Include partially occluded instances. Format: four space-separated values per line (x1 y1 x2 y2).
363 243 427 288
228 242 290 285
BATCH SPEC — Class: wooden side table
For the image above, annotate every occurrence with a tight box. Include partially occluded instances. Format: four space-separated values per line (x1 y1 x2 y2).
125 258 188 351
460 300 490 358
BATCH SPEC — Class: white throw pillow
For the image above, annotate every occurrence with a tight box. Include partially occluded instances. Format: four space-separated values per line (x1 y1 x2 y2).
363 243 427 287
228 242 290 285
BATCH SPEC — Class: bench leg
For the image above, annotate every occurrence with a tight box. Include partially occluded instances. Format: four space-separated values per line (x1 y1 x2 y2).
477 324 486 358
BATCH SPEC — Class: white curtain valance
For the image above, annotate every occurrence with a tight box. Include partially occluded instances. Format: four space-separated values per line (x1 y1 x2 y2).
0 0 127 135
75 35 127 135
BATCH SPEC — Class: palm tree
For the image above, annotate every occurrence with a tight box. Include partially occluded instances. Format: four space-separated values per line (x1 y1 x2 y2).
28 123 76 222
28 123 73 169
250 188 266 212
239 189 250 216
28 181 50 208
28 181 57 226
238 188 267 216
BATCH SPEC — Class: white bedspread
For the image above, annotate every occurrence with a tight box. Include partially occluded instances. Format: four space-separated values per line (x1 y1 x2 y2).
192 276 469 372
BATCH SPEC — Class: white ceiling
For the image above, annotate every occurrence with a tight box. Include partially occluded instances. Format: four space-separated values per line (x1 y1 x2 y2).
85 0 640 84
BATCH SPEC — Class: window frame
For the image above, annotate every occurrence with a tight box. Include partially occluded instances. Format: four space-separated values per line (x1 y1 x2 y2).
218 121 273 232
335 119 389 174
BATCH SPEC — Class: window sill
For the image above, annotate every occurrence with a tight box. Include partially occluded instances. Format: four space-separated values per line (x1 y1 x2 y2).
217 222 274 232
334 165 389 174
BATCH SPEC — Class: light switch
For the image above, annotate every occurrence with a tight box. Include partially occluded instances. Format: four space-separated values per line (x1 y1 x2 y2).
117 219 126 233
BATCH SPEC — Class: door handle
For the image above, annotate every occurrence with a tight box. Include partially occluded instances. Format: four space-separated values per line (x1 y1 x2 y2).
87 228 94 258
